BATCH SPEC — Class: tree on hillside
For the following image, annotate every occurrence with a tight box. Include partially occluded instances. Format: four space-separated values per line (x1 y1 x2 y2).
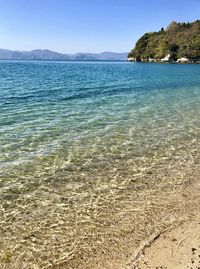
128 20 200 61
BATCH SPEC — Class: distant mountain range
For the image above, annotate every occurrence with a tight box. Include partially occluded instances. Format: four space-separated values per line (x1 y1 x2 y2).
0 49 128 61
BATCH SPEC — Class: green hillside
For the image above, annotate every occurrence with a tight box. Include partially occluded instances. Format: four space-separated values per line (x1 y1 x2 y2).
128 20 200 62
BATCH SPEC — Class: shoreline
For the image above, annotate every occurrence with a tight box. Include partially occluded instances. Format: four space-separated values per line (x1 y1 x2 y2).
127 59 200 64
124 177 200 269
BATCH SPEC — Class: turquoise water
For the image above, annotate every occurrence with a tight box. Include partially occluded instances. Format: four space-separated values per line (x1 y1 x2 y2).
1 61 200 170
1 61 200 268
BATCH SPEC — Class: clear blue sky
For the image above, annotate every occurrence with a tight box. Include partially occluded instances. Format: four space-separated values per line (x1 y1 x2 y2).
0 0 199 53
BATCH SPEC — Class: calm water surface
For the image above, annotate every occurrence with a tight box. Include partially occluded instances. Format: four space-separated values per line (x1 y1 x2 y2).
1 61 200 268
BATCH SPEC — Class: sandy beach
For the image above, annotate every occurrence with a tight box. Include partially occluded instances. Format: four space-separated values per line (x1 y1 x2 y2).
129 219 200 269
125 178 200 269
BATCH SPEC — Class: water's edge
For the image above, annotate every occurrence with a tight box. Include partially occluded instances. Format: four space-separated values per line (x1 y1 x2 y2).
1 61 200 268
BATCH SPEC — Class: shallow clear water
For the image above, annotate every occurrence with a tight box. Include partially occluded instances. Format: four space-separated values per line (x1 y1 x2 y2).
1 61 200 268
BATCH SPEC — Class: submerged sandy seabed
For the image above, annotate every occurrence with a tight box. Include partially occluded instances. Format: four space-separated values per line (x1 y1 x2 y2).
1 147 200 269
1 96 200 269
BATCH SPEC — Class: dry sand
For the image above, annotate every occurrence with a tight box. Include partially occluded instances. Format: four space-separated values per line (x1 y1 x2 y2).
130 219 200 269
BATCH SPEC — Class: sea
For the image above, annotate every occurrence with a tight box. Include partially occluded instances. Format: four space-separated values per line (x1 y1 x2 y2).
1 60 200 269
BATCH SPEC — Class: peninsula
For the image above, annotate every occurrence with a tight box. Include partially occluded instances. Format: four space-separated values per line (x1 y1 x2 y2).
128 20 200 63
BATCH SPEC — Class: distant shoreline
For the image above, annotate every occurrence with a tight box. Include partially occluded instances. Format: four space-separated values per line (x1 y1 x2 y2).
127 60 200 64
1 59 199 63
